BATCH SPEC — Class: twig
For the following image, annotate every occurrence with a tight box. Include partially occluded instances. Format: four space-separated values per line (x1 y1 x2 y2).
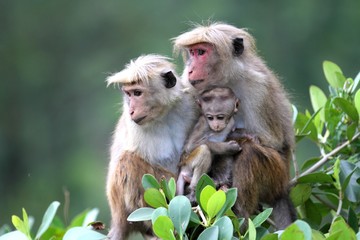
290 132 360 185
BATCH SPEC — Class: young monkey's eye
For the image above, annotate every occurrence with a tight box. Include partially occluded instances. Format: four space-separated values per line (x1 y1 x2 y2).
207 116 214 121
217 115 225 120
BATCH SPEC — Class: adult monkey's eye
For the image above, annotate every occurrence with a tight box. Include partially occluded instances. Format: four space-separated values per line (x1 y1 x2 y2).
133 90 142 96
198 49 206 55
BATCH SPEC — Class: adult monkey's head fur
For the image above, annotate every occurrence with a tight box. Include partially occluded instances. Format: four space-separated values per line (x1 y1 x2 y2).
173 22 266 92
107 55 183 126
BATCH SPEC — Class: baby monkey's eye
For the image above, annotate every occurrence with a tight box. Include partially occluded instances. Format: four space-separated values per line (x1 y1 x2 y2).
217 115 225 120
207 116 214 121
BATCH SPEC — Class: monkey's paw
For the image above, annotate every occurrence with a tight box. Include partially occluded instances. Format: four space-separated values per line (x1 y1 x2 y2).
227 140 242 153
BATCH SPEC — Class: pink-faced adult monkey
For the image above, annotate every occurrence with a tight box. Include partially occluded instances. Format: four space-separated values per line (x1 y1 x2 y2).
106 55 196 239
173 22 296 230
177 86 241 201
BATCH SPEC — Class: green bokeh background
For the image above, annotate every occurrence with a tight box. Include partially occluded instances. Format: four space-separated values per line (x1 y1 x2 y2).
0 0 359 235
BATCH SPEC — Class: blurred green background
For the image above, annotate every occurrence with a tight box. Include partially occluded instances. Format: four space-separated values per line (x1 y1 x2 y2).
1 0 359 232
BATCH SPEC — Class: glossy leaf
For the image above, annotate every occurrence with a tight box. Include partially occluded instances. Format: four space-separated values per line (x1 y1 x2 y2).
83 208 99 227
11 216 27 238
281 221 307 240
323 61 344 88
213 216 233 240
153 216 176 240
127 207 154 222
339 160 360 202
63 227 107 240
0 231 29 240
290 184 312 207
333 97 359 123
197 226 219 240
297 172 333 184
196 174 216 205
248 219 256 240
327 217 356 240
199 185 216 213
354 89 360 118
151 207 168 224
252 208 273 228
168 196 191 237
351 72 360 93
206 190 226 219
260 233 279 240
310 85 327 121
144 188 167 208
294 112 318 142
168 177 176 200
142 174 160 190
160 177 172 201
35 201 60 239
215 188 237 221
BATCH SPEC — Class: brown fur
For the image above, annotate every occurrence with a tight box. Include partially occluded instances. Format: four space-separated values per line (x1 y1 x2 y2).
173 22 296 230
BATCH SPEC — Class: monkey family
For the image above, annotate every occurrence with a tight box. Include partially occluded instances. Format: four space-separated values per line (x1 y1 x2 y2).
106 22 296 239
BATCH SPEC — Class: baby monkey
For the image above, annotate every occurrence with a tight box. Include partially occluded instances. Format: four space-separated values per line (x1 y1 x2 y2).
177 86 241 201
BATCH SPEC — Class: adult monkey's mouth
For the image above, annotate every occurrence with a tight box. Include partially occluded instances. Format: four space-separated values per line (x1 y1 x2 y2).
189 79 204 86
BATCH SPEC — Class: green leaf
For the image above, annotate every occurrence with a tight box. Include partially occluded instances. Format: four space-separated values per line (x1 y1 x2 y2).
11 216 28 238
35 201 60 240
248 218 256 240
304 200 322 226
200 185 216 213
347 207 358 233
0 231 29 240
252 208 273 228
333 158 341 190
151 207 168 224
301 157 321 171
144 188 167 208
310 85 327 121
292 104 299 124
196 174 216 205
347 122 357 140
206 190 226 219
328 217 356 240
142 174 160 190
294 112 318 142
63 227 107 240
160 177 172 201
290 184 312 207
213 216 233 240
127 207 154 222
215 188 237 221
168 177 176 200
190 210 201 225
297 172 334 184
168 196 191 237
339 161 360 202
197 226 219 240
333 97 359 123
83 208 99 227
323 61 344 88
153 216 176 240
354 89 360 118
260 233 278 240
351 72 360 93
281 221 307 240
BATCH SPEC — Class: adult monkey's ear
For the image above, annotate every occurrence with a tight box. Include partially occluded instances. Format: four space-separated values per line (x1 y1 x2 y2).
161 71 177 88
233 37 244 56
